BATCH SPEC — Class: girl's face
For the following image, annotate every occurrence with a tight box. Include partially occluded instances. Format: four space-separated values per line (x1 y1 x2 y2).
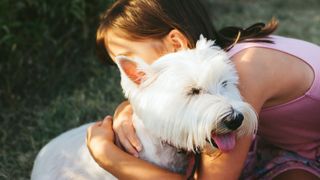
104 28 189 64
105 29 171 64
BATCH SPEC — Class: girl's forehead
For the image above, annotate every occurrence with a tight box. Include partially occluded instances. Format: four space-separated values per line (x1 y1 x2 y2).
104 29 133 57
103 28 168 64
105 28 141 45
105 29 164 53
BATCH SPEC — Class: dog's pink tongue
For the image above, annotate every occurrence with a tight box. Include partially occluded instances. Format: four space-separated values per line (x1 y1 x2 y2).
211 132 236 152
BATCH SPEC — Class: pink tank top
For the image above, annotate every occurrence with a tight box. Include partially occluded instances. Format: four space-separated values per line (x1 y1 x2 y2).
227 35 320 160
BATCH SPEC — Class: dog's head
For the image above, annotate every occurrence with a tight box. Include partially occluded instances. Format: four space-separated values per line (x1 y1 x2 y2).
116 35 257 153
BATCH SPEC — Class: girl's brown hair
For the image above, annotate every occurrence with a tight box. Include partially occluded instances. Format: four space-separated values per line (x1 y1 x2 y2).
96 0 278 65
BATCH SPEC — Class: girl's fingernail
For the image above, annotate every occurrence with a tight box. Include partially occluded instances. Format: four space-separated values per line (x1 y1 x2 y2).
136 145 142 152
134 153 139 158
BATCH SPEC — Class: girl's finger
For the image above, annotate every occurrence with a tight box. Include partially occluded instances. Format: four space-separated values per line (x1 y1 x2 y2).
100 115 113 128
117 129 139 157
120 119 142 151
123 126 142 152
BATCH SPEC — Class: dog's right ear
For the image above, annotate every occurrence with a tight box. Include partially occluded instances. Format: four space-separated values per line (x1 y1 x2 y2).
115 56 148 85
196 35 216 50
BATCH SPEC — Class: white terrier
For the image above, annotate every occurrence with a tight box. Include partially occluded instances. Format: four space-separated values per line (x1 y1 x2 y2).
31 36 257 180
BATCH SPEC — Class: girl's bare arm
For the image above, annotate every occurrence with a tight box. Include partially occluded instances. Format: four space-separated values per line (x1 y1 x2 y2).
86 116 185 180
198 135 253 179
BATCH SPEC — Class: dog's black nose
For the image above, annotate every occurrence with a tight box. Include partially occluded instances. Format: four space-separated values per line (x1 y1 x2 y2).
223 113 243 130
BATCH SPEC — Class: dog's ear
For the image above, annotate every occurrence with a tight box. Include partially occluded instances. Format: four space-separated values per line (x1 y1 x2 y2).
196 34 221 51
115 56 147 85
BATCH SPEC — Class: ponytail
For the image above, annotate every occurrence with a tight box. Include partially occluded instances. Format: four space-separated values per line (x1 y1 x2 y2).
216 18 279 50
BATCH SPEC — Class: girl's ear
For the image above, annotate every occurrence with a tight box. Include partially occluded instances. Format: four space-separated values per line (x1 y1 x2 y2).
115 56 146 85
164 29 190 52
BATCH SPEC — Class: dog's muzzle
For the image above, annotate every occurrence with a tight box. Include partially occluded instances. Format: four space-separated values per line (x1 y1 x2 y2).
207 111 244 152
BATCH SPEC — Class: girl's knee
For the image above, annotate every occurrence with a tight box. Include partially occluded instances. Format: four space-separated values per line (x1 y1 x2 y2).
273 169 319 180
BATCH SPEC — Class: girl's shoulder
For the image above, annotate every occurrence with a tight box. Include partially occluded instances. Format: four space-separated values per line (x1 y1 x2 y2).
231 46 314 111
230 48 275 113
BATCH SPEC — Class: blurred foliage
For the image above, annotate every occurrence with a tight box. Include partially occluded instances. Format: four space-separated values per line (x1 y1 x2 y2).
0 0 123 179
0 0 115 108
0 0 319 179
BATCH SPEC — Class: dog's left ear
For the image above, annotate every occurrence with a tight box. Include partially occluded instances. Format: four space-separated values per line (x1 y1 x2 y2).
115 56 147 85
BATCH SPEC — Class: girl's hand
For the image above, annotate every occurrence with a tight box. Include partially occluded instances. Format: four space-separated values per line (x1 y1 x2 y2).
87 115 184 179
113 101 142 157
86 116 115 161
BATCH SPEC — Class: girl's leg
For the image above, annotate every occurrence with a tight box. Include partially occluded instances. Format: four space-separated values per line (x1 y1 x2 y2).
240 137 320 180
273 169 319 180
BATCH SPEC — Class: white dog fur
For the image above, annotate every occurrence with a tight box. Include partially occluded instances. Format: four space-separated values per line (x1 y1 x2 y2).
31 35 257 179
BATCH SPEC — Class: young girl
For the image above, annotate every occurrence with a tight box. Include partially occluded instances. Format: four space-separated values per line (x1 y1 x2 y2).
86 0 320 179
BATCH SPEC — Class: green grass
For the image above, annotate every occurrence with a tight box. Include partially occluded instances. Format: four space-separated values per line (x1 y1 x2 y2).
1 0 319 179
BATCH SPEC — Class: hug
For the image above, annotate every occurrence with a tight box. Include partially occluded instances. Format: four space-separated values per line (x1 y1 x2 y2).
32 0 320 179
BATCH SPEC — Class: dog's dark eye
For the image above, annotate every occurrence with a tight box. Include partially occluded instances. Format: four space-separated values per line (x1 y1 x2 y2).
188 87 202 95
221 81 228 88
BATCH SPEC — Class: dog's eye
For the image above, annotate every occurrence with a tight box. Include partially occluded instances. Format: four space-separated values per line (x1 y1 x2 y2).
188 87 202 95
221 81 228 88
